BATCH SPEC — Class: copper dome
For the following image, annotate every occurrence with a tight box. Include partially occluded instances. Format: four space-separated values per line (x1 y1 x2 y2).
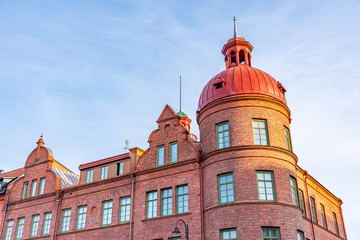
198 65 287 111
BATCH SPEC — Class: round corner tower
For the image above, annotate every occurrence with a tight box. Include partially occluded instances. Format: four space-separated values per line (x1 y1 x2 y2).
196 22 303 239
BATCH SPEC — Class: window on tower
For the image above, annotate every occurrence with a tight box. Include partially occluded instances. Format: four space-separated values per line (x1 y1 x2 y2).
284 127 292 151
253 119 269 145
230 51 236 66
221 228 237 240
290 177 299 206
218 173 234 204
216 122 230 149
257 171 276 201
262 227 280 240
239 50 246 64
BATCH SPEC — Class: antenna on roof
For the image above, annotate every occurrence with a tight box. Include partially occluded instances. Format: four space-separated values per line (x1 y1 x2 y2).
124 140 129 152
233 16 238 38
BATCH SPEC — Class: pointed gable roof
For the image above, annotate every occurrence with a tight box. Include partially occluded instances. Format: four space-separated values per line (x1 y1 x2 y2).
157 104 178 123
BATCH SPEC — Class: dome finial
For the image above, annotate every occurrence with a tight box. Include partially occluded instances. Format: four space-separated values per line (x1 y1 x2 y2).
37 133 44 147
233 16 238 38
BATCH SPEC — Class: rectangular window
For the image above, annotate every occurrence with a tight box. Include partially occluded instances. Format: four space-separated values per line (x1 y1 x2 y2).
86 170 93 183
284 127 292 151
30 180 37 197
297 231 304 240
102 200 113 226
39 178 45 195
257 171 276 201
310 197 317 223
216 122 230 149
161 188 172 216
298 190 306 217
170 142 178 163
146 191 157 219
76 205 87 230
4 219 14 240
169 238 181 240
42 212 52 236
116 162 124 176
253 119 269 145
30 215 40 237
15 217 25 240
290 177 298 206
119 196 131 223
333 212 339 235
60 208 71 233
218 173 234 204
22 182 29 199
320 204 327 229
176 185 188 214
262 227 280 240
221 228 237 240
157 145 165 166
100 166 108 180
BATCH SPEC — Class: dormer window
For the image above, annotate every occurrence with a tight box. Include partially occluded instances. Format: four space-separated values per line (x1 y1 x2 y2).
213 76 225 89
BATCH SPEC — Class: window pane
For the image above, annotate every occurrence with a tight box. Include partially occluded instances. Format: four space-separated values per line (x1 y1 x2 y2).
257 171 276 201
42 212 52 235
310 197 317 223
77 205 87 230
30 180 37 197
22 182 29 199
262 227 280 240
170 142 178 163
218 173 234 204
39 178 46 195
253 119 269 145
61 209 71 232
4 220 14 240
101 166 108 180
147 191 157 218
217 122 230 149
221 228 237 240
177 185 188 214
157 146 165 166
120 196 131 223
290 177 299 206
15 217 25 240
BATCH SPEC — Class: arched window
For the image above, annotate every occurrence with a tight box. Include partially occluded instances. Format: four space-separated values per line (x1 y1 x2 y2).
239 50 246 64
230 51 236 66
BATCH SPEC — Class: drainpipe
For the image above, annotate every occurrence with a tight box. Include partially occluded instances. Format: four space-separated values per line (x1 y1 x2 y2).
0 190 10 239
196 157 204 240
304 171 316 240
53 190 63 240
338 199 347 240
129 174 135 240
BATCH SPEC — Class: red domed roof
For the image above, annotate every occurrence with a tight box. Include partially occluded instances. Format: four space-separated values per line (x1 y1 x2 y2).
198 65 287 111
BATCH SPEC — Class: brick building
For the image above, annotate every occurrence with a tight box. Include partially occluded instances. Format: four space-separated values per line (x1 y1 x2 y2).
0 24 347 240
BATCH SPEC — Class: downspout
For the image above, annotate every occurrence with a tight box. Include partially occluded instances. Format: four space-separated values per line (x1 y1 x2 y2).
196 157 204 240
338 199 347 240
53 190 63 240
129 174 135 240
304 171 316 240
0 190 10 239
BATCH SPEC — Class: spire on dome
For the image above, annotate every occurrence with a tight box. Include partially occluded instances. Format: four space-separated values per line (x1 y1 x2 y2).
233 16 238 38
177 75 188 118
37 134 44 147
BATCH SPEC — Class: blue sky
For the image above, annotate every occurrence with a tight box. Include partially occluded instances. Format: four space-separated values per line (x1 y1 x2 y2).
1 0 359 238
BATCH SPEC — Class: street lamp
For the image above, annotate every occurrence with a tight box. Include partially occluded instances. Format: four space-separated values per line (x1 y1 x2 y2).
172 219 189 240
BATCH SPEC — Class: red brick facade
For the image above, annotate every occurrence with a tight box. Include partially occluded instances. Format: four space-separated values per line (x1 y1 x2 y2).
0 32 347 240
